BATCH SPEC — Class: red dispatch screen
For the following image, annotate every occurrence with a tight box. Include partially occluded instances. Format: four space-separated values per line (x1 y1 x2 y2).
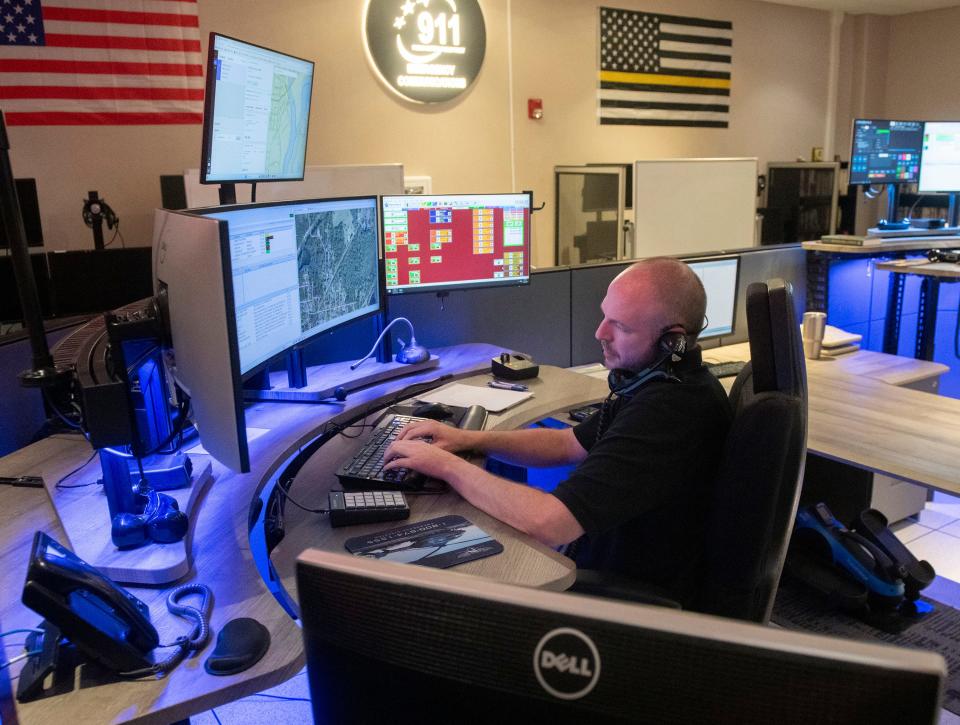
381 193 531 294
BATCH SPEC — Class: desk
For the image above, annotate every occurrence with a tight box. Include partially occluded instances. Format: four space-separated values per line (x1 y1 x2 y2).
0 343 596 724
705 344 960 496
874 259 960 361
800 236 944 320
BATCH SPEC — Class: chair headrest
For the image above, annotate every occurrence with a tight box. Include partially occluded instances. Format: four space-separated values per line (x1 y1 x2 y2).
745 279 806 397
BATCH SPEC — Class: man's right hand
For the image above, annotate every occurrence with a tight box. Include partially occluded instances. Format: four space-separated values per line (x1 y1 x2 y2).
396 420 476 453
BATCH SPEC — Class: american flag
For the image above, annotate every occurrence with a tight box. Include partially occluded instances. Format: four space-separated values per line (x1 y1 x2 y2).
598 7 732 128
0 0 203 125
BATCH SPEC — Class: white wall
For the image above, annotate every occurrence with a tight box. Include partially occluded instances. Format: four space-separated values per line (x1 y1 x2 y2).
6 0 837 266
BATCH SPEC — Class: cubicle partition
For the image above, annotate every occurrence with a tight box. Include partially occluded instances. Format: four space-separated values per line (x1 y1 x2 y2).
393 244 806 369
390 267 573 366
568 246 806 366
0 245 807 452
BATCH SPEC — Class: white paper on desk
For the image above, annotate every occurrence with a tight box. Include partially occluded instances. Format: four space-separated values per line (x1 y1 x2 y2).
416 383 533 413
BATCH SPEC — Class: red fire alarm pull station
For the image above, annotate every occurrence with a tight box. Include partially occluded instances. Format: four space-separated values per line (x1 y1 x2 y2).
528 98 543 120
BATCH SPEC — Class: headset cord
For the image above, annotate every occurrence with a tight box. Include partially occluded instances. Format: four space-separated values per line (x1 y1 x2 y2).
120 583 213 678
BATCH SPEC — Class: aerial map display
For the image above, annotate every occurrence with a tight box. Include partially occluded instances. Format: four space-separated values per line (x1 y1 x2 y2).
295 205 380 333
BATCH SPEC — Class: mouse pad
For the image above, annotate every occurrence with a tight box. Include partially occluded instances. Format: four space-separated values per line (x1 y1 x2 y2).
345 515 503 569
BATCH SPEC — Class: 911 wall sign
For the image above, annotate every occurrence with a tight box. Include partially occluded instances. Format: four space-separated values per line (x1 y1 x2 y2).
364 0 486 104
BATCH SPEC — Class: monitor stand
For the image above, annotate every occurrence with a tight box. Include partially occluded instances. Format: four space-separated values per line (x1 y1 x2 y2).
217 181 257 205
244 354 440 403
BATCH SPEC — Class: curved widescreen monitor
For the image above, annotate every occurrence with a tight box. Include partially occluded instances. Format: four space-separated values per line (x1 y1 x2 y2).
200 33 314 185
381 192 532 295
153 209 249 472
849 119 924 185
195 197 382 376
918 121 960 192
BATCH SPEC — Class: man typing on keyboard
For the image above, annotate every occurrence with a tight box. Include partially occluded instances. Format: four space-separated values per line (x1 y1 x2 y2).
384 258 732 605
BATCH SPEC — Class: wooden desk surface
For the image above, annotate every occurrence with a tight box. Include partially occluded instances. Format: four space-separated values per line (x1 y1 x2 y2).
802 238 952 254
874 259 960 279
705 343 960 494
0 343 590 724
705 342 949 387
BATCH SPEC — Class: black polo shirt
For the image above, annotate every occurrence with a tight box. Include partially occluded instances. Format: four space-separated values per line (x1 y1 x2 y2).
552 349 732 605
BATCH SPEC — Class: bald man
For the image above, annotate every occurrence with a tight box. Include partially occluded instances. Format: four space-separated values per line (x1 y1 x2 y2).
384 257 732 604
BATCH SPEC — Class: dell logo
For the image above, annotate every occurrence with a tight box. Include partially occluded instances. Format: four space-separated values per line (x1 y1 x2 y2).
540 650 593 677
533 628 601 700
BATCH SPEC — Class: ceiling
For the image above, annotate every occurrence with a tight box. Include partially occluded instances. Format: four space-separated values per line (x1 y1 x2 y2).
762 0 960 14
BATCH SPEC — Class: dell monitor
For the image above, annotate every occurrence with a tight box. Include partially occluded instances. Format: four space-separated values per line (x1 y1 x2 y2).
153 208 250 472
200 33 314 186
194 196 382 378
918 121 960 192
381 192 532 295
849 119 924 185
687 256 739 340
297 550 945 724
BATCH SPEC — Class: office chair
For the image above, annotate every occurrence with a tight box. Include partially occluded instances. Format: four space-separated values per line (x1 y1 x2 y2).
571 279 808 624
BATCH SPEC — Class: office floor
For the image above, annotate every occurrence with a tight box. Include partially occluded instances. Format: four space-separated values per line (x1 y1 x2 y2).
183 493 960 724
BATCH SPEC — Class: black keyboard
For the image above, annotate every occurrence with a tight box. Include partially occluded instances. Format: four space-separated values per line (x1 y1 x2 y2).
335 406 487 491
337 415 425 490
706 360 747 379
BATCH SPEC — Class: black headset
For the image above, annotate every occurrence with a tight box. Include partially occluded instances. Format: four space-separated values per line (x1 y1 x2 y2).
606 325 688 397
82 194 119 230
595 326 688 442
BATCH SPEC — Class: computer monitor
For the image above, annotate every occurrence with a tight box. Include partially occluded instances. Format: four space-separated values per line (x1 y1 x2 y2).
153 209 250 472
918 121 960 192
381 192 532 295
848 119 924 185
297 550 945 724
0 179 44 248
194 196 382 377
687 256 739 340
199 33 314 185
0 252 50 323
47 248 153 317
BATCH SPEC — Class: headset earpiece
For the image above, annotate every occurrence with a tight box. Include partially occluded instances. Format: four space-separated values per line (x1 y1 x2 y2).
658 326 687 362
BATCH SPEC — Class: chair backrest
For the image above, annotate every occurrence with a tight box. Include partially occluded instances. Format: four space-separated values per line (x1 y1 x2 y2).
696 279 808 623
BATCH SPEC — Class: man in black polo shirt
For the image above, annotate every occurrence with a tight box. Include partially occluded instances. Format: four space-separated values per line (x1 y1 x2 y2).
384 257 732 604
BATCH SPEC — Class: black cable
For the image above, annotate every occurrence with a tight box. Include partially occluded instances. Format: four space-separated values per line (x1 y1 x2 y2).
119 584 212 679
143 395 191 456
955 294 960 360
105 220 126 248
41 386 82 430
55 449 100 488
274 486 330 515
248 693 312 703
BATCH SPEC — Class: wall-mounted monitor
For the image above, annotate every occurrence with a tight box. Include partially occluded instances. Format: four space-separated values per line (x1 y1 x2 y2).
381 192 532 295
848 119 924 185
200 33 314 185
687 256 739 340
918 121 960 192
194 197 382 377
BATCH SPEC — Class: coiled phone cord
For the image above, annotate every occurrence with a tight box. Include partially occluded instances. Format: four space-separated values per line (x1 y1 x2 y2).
121 583 213 678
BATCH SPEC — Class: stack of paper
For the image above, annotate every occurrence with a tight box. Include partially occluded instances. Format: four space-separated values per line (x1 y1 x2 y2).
416 383 533 413
821 325 861 356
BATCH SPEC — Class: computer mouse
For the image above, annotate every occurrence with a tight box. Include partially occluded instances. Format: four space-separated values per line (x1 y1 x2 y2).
412 402 454 420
